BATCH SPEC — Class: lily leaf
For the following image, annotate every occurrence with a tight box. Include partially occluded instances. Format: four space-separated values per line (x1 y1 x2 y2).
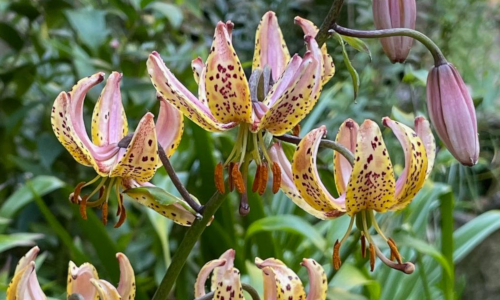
333 33 360 100
0 233 43 253
342 36 372 60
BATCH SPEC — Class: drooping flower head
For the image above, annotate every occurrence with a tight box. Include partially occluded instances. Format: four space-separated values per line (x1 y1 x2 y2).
270 117 435 273
51 72 197 227
7 246 136 300
147 12 335 213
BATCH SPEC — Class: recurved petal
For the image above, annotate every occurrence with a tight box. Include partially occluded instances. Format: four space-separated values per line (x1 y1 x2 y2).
256 257 306 300
90 279 121 300
292 126 345 216
211 249 236 290
147 52 235 132
111 113 158 182
258 51 318 135
334 119 358 195
156 96 184 158
345 120 396 215
192 57 204 85
383 117 428 210
268 143 335 220
191 57 208 106
194 259 226 297
67 261 99 300
205 21 252 124
301 259 327 300
414 116 436 178
91 72 128 147
116 253 135 300
252 11 290 81
7 262 46 300
14 246 39 274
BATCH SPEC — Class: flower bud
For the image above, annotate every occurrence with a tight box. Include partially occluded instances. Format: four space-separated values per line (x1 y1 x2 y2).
373 0 416 63
426 63 479 166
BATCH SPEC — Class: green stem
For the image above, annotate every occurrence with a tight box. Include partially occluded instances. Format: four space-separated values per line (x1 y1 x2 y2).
332 24 447 66
316 0 345 47
152 191 226 300
194 283 261 300
439 191 455 300
416 253 432 300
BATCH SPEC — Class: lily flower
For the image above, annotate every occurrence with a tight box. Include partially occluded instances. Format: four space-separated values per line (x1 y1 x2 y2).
271 117 435 273
51 72 196 227
147 12 335 207
256 257 328 300
7 246 136 300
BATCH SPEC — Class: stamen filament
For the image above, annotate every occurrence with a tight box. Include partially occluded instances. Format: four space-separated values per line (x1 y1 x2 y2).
251 133 262 165
87 178 115 208
340 217 355 245
257 132 272 164
84 177 109 204
224 126 245 167
238 125 249 166
369 210 388 242
82 174 102 188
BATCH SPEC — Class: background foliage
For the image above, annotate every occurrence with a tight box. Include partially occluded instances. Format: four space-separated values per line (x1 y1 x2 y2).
1 0 500 299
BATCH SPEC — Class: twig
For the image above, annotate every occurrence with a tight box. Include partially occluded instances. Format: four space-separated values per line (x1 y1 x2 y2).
274 134 355 166
193 283 261 300
316 0 345 47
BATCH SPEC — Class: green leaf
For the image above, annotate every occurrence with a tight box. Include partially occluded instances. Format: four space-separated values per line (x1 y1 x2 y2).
0 233 43 253
342 36 372 60
147 2 184 29
333 33 360 100
245 215 326 251
330 263 381 299
453 210 500 263
0 22 24 51
64 8 109 51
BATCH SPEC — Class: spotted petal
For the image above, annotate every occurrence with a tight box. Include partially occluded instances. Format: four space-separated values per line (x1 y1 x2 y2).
255 257 306 300
91 72 128 147
116 253 136 300
191 57 208 106
383 117 428 211
194 259 226 297
292 126 345 216
346 120 396 215
252 11 290 82
147 51 236 132
301 259 327 300
90 279 121 300
156 96 184 158
258 50 318 135
268 143 335 220
414 116 436 179
205 21 252 124
67 261 100 300
334 119 358 195
207 250 244 300
7 247 46 300
110 113 158 182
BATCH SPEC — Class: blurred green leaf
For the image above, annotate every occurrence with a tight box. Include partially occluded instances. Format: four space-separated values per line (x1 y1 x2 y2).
64 8 109 51
333 33 360 100
147 2 184 29
0 22 24 51
0 233 43 253
330 263 381 299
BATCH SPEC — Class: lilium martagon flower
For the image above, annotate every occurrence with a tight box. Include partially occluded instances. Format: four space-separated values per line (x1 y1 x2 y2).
7 246 136 300
147 11 335 214
270 116 436 273
51 72 199 228
194 249 328 300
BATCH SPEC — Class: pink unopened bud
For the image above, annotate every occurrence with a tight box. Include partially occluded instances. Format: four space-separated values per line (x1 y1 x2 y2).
373 0 416 63
426 63 479 166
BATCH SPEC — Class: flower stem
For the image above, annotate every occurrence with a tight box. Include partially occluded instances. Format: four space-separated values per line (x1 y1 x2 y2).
273 134 355 166
316 0 345 47
152 191 226 300
331 24 447 66
439 191 455 300
193 283 261 300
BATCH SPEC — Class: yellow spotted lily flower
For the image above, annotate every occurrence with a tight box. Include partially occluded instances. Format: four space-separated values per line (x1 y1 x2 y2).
7 246 135 300
256 257 328 300
147 12 334 210
271 117 435 273
51 72 196 227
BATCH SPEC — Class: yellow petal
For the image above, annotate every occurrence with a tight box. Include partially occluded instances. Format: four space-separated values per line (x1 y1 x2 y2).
111 113 158 182
415 116 436 179
256 257 306 300
191 57 209 107
301 258 327 300
205 21 252 124
252 11 290 81
346 120 396 215
194 259 226 297
91 279 122 300
292 126 345 216
147 52 236 132
383 117 428 211
116 253 136 300
67 261 99 300
8 262 46 300
91 72 128 147
334 119 358 195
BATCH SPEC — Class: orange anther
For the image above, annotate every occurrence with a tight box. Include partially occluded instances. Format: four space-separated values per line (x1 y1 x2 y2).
369 244 375 272
292 124 301 137
271 162 281 194
232 163 246 193
252 164 262 193
71 182 86 204
102 201 108 225
228 162 235 192
214 162 225 194
79 196 88 220
361 234 366 258
258 163 269 196
333 239 342 270
114 206 127 228
388 238 403 264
